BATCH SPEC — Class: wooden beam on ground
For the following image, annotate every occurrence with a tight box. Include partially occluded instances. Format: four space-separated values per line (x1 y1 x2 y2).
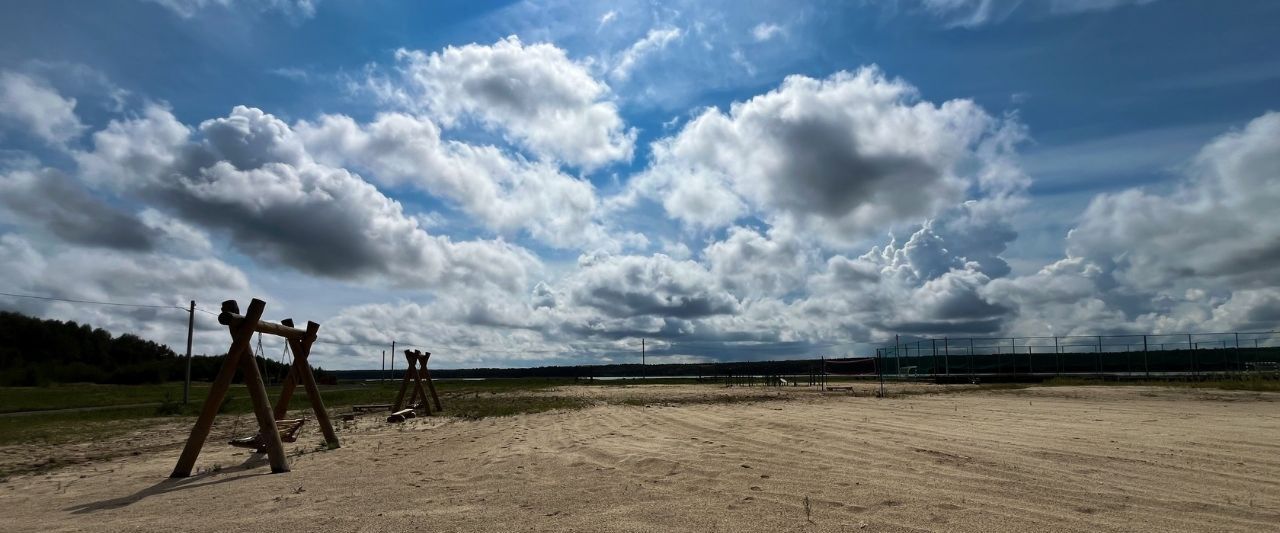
387 409 416 423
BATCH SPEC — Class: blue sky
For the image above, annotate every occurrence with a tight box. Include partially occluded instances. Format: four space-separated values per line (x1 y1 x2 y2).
1 0 1278 369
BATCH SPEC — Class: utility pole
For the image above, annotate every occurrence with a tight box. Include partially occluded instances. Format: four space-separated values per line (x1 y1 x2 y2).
184 300 195 405
390 340 396 381
382 350 386 375
641 338 646 380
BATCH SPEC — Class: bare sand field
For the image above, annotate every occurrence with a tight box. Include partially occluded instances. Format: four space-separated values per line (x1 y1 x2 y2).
2 384 1278 532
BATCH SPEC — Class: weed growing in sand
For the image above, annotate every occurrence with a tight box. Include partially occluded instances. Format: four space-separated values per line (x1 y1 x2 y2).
153 392 185 416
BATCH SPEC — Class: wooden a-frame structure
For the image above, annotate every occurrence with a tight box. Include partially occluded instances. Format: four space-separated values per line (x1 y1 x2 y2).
171 298 339 478
392 349 442 414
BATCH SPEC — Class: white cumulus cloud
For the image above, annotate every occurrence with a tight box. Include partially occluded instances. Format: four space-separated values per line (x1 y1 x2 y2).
376 36 635 170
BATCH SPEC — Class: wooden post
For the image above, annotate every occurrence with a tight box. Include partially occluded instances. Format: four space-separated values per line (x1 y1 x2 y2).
392 349 414 411
290 321 338 448
237 331 289 473
419 351 442 411
172 299 268 478
272 316 299 420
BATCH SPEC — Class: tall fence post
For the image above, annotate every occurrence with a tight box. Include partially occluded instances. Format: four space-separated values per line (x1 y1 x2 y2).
1188 333 1196 379
969 338 975 376
1234 332 1240 372
1096 336 1103 376
1010 337 1016 375
1143 335 1149 378
931 339 938 379
943 337 950 375
1054 336 1060 376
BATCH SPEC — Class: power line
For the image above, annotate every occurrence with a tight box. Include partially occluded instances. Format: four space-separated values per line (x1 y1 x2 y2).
314 339 385 348
191 306 220 317
0 290 188 311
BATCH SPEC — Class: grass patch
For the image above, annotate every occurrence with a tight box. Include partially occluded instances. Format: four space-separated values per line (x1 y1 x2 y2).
0 405 165 446
1041 376 1280 392
441 393 588 419
0 379 583 445
0 383 203 414
616 393 787 407
882 383 1031 398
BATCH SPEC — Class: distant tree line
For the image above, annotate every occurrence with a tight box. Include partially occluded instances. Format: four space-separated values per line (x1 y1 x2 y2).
0 311 333 386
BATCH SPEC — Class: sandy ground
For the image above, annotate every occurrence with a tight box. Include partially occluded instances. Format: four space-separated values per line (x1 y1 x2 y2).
2 384 1279 532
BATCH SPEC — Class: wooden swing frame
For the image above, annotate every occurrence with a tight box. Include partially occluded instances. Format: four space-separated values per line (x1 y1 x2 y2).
391 349 442 415
171 298 339 478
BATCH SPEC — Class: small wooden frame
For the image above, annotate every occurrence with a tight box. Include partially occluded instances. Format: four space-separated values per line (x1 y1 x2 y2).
170 298 339 478
392 349 442 414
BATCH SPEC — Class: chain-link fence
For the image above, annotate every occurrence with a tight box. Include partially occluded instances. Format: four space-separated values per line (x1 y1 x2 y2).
874 331 1280 378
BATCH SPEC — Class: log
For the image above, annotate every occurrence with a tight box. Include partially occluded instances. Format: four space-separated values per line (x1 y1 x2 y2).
291 321 339 449
419 351 442 411
218 309 310 341
387 409 417 423
238 333 289 473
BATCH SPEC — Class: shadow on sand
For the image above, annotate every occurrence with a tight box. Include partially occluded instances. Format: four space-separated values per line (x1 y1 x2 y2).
64 454 275 514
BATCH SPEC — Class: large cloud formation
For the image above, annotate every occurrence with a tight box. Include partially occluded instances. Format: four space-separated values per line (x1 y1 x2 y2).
376 36 636 170
985 112 1280 335
295 112 613 249
74 105 539 291
627 66 1016 245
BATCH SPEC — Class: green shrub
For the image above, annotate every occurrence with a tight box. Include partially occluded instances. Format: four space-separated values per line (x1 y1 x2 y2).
154 392 184 416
